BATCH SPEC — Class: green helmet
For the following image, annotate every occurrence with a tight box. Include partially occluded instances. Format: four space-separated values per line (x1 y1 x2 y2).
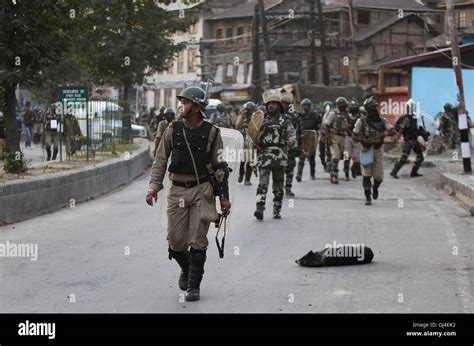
281 93 293 104
216 103 225 111
164 107 175 116
300 98 312 107
363 96 379 111
444 102 453 111
336 97 348 108
176 86 208 109
348 99 359 110
243 101 256 111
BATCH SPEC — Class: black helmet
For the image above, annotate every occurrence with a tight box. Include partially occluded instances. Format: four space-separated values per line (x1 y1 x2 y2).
225 104 233 112
164 107 175 116
349 98 359 110
243 101 256 111
177 86 208 109
363 96 379 111
444 102 453 111
216 103 225 111
301 98 312 107
336 97 348 108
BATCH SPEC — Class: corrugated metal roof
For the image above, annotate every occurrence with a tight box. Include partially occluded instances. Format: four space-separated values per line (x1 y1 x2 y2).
354 13 423 42
323 0 439 12
206 0 283 20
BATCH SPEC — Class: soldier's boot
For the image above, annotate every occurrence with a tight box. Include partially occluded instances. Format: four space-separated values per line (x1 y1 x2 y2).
351 162 359 179
410 165 423 177
52 148 59 160
244 166 252 185
254 204 264 221
372 180 382 200
330 159 339 184
363 176 372 205
390 160 405 179
273 206 281 219
330 175 339 184
285 189 295 197
238 175 244 183
46 148 52 161
343 160 350 181
168 248 189 291
185 248 206 302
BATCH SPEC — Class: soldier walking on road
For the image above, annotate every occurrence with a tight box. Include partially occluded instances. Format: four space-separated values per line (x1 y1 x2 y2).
344 99 362 179
235 101 256 185
322 97 349 184
146 86 231 302
153 107 176 157
254 90 296 220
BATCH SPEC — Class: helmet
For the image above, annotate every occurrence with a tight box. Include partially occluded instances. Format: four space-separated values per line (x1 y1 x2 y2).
348 98 359 110
243 101 256 111
336 97 348 108
281 93 293 104
359 106 367 115
164 107 175 116
216 103 225 111
323 101 333 109
301 98 312 107
177 86 208 109
263 90 282 105
363 96 379 111
443 102 453 111
225 104 233 112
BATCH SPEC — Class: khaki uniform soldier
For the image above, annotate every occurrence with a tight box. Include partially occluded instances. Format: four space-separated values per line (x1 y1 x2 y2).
254 91 296 220
352 97 396 205
435 103 456 149
146 86 231 302
320 101 334 172
210 103 232 128
235 101 256 185
344 99 362 180
322 97 350 184
153 107 176 157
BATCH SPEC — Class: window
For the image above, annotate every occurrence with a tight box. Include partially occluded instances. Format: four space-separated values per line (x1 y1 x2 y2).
237 26 244 44
215 64 223 83
177 50 185 74
164 89 173 108
188 48 198 73
154 90 161 108
236 63 245 84
247 63 253 84
357 10 370 25
188 23 197 35
216 28 223 39
226 27 233 45
458 10 467 28
167 58 175 74
225 63 234 83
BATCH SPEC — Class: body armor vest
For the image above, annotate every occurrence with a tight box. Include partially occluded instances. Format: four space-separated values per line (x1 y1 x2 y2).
332 111 349 135
259 113 287 149
168 121 214 176
301 111 320 131
403 115 419 140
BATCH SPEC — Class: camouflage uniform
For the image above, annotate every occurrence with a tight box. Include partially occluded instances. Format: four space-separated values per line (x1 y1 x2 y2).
285 111 303 192
210 111 232 128
344 110 362 179
255 111 296 218
436 110 455 149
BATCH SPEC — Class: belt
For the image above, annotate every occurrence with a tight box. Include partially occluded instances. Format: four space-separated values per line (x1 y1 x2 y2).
172 176 210 188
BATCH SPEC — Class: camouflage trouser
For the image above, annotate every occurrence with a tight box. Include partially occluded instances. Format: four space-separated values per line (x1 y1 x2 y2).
285 150 298 191
256 166 285 214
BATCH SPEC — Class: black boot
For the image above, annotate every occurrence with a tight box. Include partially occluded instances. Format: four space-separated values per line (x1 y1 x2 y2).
372 180 382 200
185 248 206 302
168 248 189 291
343 160 350 181
46 148 51 161
355 162 362 176
363 177 372 205
351 164 357 179
52 148 59 160
285 189 295 197
254 205 264 220
410 166 423 177
391 159 406 179
238 175 243 183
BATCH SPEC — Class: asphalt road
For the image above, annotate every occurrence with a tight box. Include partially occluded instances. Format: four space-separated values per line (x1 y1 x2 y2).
1 159 473 313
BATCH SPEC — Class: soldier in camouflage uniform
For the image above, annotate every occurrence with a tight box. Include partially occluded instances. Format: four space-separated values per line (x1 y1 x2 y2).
296 98 321 182
353 97 396 205
435 103 456 149
254 91 296 220
322 97 350 184
281 92 303 196
235 101 256 185
344 99 362 180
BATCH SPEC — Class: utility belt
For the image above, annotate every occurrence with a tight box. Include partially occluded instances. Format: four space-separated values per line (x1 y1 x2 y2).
172 176 210 188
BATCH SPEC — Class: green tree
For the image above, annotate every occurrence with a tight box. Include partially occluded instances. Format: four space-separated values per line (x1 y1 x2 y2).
76 0 199 108
0 0 73 172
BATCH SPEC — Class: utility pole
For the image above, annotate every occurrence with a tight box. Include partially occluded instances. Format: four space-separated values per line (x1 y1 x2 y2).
348 0 359 85
446 0 471 173
258 0 275 88
309 0 317 83
316 0 329 85
252 4 263 103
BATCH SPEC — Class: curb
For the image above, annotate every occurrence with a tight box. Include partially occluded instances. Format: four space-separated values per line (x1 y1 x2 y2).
441 173 474 209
